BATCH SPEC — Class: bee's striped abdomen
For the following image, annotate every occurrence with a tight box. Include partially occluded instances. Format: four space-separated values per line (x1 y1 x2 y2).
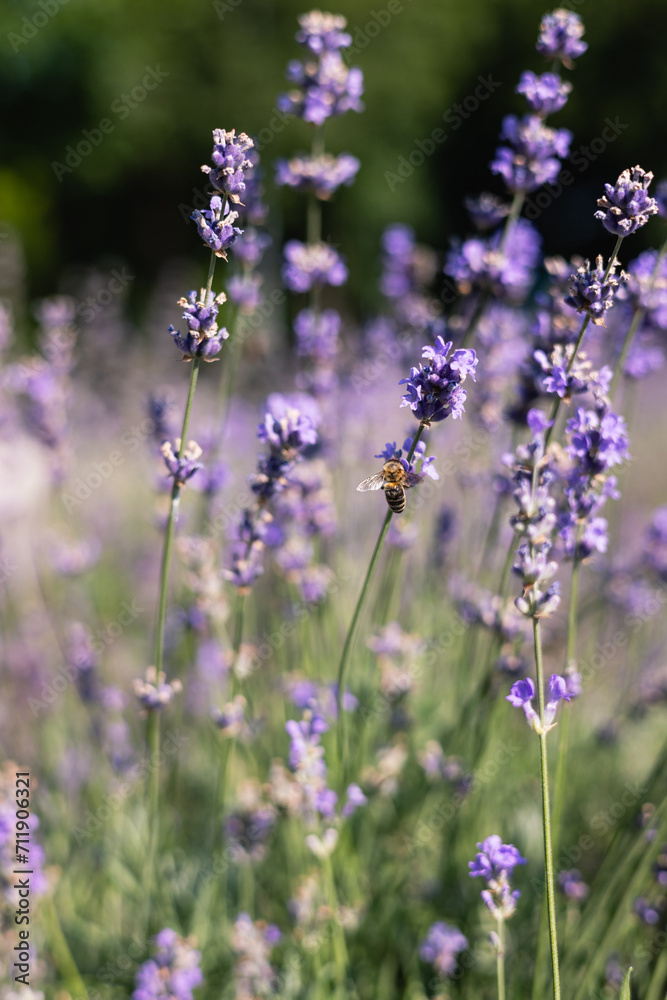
384 486 406 514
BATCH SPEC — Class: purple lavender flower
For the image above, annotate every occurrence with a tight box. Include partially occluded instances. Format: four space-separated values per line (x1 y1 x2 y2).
380 223 417 298
231 913 280 999
278 30 364 125
342 783 368 817
134 667 182 711
564 255 627 325
400 336 477 424
469 834 526 919
282 240 348 292
536 9 588 68
446 218 542 301
168 289 229 361
655 179 667 218
490 115 572 193
634 897 661 925
565 406 630 474
559 869 589 901
625 249 667 330
66 621 99 702
470 835 526 881
211 694 248 737
374 438 439 481
516 71 572 116
594 166 659 238
161 439 204 485
464 192 511 232
257 394 319 458
535 345 612 401
294 308 340 361
507 674 572 731
191 197 242 258
285 710 336 816
295 10 352 52
199 129 254 204
226 274 263 313
133 928 203 1000
223 510 269 592
275 153 360 199
625 334 665 379
231 229 272 268
239 147 269 225
419 922 468 978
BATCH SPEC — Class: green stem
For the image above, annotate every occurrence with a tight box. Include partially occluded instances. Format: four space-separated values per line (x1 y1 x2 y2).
143 706 161 931
496 917 506 1000
499 191 526 253
335 424 426 765
545 236 624 447
323 853 348 999
153 358 201 671
204 247 217 298
307 126 325 245
231 592 246 697
534 619 561 1000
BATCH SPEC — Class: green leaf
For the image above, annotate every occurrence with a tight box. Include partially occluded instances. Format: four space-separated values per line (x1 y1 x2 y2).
619 966 632 1000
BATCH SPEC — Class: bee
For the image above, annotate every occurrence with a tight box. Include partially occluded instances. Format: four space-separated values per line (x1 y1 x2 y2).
356 459 423 514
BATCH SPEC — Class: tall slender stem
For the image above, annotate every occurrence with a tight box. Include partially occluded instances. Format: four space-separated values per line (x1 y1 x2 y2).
153 358 201 671
496 917 506 1000
533 619 561 1000
336 423 426 766
545 235 624 448
323 854 348 999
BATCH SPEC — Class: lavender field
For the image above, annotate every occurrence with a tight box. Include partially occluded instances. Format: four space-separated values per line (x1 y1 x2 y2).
2 6 667 1000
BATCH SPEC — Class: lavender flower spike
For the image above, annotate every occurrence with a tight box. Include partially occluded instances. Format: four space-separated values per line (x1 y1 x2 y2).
169 289 229 361
400 336 478 424
469 834 526 919
420 922 468 978
134 666 183 710
594 166 659 238
536 9 588 68
161 439 204 485
133 928 203 1000
507 674 573 733
565 255 628 326
200 129 254 204
191 197 242 259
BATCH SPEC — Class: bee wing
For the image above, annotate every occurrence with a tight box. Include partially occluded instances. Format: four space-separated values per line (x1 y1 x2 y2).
356 473 386 492
403 472 424 488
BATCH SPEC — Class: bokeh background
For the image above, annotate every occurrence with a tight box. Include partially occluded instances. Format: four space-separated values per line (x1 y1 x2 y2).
3 0 667 325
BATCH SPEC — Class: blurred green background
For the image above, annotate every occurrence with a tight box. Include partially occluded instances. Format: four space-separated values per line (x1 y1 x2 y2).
3 0 667 315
